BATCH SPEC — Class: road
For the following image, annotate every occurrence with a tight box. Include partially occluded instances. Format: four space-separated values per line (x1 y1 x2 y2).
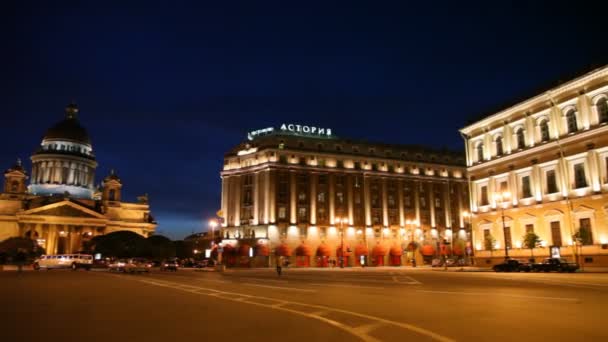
1 267 608 342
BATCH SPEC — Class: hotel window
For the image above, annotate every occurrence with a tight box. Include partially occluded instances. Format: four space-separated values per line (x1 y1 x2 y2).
550 221 562 247
540 120 550 142
566 110 578 133
484 229 492 250
525 224 534 234
278 207 287 219
476 143 484 162
546 169 558 194
521 176 532 198
598 98 608 124
318 207 326 222
495 136 503 156
578 218 593 245
480 186 489 206
434 197 441 208
574 163 587 188
516 128 525 149
500 181 508 193
420 196 426 208
298 207 307 221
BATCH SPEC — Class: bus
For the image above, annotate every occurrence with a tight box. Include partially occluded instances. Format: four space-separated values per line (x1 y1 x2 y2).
33 254 93 271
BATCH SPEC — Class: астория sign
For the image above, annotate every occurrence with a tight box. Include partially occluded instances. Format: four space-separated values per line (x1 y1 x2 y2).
247 124 333 140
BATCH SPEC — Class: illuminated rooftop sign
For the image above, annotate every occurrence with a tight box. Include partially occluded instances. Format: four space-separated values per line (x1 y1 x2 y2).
247 124 333 140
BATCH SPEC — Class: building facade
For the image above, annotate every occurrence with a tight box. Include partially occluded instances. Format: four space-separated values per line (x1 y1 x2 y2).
0 104 157 254
220 125 469 267
461 66 608 266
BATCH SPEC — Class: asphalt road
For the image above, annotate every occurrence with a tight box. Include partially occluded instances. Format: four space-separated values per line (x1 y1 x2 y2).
2 267 608 342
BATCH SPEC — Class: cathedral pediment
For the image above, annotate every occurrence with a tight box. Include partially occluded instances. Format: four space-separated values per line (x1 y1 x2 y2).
19 200 106 219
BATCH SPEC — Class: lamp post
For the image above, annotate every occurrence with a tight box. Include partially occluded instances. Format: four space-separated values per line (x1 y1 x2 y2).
336 217 347 268
493 192 511 259
208 219 219 264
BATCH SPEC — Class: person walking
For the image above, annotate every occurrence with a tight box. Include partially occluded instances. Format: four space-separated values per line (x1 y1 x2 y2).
276 257 282 276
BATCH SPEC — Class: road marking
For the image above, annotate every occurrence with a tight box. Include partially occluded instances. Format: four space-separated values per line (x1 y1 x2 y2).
309 283 385 290
415 290 580 302
128 276 455 342
391 275 422 285
242 283 317 293
354 322 385 334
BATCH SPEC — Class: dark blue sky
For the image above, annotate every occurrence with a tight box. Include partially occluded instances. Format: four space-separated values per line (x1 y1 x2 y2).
2 1 607 239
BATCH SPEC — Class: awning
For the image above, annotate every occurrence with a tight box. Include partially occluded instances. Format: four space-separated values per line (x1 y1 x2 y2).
420 244 435 256
453 245 464 256
389 246 403 256
354 244 369 256
275 243 292 257
295 244 312 256
255 243 269 257
372 244 387 256
222 244 235 255
316 244 330 257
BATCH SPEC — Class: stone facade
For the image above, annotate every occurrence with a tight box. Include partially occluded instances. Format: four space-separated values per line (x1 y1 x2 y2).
220 128 469 267
461 65 608 266
0 104 157 254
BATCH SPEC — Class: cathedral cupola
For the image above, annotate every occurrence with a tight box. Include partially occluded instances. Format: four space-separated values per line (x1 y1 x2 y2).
4 158 27 194
28 103 98 199
102 169 122 203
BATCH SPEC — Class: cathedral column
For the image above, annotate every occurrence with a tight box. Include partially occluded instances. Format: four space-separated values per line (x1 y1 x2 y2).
46 226 57 255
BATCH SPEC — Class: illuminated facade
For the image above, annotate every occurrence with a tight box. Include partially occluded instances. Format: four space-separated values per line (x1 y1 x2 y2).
0 104 157 254
220 125 468 267
461 66 608 266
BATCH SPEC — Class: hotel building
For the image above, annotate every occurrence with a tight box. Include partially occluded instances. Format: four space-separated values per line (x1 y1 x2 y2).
219 125 468 267
460 66 608 266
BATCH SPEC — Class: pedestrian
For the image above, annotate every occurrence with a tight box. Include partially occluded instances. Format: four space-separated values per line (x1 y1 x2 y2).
276 263 282 276
412 258 417 268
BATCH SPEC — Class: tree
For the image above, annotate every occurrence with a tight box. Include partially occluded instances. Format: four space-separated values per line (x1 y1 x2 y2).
90 231 147 258
573 227 593 246
0 237 45 264
522 232 542 260
484 233 496 255
143 235 175 260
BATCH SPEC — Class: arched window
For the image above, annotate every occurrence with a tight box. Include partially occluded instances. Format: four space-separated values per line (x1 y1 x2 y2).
516 128 525 149
597 98 608 124
10 180 19 192
566 110 578 133
109 189 116 201
495 136 503 156
540 120 550 142
476 143 484 162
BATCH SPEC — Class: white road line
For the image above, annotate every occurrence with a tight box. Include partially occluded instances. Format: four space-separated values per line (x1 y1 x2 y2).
415 290 580 302
309 283 385 290
126 275 455 342
242 283 317 293
354 322 385 334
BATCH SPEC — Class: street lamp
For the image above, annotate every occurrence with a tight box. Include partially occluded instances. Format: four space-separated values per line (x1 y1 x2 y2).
335 217 348 268
493 191 511 259
208 219 219 263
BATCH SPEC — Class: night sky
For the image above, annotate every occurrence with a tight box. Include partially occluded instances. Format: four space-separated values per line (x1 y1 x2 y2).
2 1 607 239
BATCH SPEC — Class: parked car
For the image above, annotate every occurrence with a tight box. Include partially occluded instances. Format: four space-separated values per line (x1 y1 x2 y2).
531 258 579 273
492 259 531 272
108 258 151 273
160 259 179 271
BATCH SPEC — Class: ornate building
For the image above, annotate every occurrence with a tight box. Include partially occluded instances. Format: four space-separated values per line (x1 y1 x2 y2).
460 65 608 266
219 125 468 267
0 103 157 254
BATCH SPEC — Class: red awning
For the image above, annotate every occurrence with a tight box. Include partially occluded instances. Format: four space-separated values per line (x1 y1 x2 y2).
420 244 435 256
255 244 269 257
336 245 352 257
316 244 330 257
275 243 292 257
295 244 313 256
222 244 235 255
238 244 251 257
354 244 368 256
453 245 464 256
389 246 403 256
372 244 387 256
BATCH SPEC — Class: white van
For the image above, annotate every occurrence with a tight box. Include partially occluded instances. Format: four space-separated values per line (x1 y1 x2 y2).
34 254 93 271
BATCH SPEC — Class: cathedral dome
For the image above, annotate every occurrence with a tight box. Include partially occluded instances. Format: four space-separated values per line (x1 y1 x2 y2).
42 103 91 145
